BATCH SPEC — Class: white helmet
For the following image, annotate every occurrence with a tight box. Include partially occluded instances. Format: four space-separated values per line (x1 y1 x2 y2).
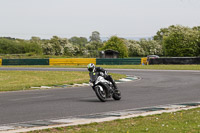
87 63 95 72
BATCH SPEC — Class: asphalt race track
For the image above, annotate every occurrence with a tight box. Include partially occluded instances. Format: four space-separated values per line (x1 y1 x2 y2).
0 67 200 125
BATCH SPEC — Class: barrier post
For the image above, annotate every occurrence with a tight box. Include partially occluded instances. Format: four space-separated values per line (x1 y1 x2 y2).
141 58 147 65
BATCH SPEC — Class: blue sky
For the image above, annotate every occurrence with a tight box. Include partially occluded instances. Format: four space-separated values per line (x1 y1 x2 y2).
0 0 200 39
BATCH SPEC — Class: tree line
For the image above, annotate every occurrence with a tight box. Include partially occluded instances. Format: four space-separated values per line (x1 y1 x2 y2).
0 25 200 58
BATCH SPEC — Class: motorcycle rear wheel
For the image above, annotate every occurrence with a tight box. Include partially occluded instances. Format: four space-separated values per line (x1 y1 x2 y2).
112 90 121 100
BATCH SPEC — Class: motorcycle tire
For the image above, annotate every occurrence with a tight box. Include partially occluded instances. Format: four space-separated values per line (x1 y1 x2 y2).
112 90 121 100
94 85 106 102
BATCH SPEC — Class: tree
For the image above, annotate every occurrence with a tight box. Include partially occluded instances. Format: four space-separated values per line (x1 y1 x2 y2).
42 42 55 55
193 26 200 31
163 26 199 56
193 26 200 56
86 41 103 50
42 36 70 55
0 38 23 54
153 25 200 56
89 31 101 42
125 40 145 57
49 36 63 55
86 32 103 57
69 36 88 47
0 37 42 54
63 43 77 56
101 36 128 58
85 41 103 57
140 39 163 56
153 25 176 56
30 36 41 43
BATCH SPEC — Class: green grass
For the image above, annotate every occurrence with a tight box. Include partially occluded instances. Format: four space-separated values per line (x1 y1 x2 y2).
1 65 200 70
0 71 125 92
29 107 200 133
100 65 200 70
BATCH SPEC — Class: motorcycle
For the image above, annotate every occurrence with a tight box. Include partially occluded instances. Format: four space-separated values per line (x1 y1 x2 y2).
89 71 121 102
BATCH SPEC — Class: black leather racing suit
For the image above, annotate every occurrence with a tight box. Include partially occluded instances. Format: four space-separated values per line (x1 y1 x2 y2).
94 67 118 90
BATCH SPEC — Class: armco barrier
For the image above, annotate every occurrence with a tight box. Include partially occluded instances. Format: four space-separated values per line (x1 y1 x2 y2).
49 58 96 65
0 58 142 65
149 57 200 64
96 58 141 65
2 59 49 65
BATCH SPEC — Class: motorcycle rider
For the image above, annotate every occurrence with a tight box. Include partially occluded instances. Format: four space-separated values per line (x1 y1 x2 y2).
87 63 118 90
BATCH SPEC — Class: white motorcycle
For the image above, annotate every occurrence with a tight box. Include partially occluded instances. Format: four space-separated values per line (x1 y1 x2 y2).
89 72 121 102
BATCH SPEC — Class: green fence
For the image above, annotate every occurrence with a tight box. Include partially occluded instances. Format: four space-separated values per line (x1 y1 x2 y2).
2 59 49 65
96 58 141 65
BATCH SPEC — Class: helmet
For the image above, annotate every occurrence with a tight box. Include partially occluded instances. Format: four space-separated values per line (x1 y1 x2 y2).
87 63 95 72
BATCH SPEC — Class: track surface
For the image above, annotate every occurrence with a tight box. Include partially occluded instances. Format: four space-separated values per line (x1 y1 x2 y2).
0 67 200 125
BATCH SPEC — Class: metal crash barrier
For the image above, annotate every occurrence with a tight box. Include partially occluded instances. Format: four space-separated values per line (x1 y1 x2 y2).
49 58 96 65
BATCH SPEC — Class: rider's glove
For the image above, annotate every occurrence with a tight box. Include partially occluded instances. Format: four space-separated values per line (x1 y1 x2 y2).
104 71 108 75
100 72 104 77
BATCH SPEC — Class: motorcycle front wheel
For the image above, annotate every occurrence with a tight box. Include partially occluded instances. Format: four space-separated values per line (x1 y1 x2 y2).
94 85 106 102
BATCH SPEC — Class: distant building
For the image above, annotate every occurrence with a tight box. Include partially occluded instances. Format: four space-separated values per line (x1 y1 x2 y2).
100 50 119 58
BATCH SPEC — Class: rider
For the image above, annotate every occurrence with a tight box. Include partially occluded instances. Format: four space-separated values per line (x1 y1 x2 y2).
87 63 118 90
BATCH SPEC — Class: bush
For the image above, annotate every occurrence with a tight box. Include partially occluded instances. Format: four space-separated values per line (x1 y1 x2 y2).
0 38 42 55
101 36 128 58
154 25 200 57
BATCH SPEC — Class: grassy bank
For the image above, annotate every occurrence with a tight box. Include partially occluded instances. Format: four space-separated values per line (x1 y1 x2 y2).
1 65 200 70
29 107 200 133
0 71 125 92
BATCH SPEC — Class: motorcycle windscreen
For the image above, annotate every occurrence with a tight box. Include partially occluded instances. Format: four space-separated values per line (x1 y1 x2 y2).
89 72 98 83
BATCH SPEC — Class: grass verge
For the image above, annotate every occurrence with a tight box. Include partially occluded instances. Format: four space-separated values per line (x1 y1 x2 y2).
100 65 200 70
28 107 200 133
1 65 200 70
0 71 125 92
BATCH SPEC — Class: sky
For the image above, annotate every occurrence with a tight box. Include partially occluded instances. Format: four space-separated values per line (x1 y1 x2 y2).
0 0 200 39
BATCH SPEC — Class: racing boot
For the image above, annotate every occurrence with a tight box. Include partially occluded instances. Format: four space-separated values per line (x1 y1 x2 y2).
112 81 118 90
